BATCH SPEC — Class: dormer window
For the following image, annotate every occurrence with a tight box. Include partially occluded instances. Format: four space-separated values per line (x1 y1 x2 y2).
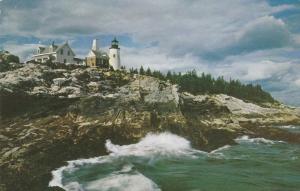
68 51 70 56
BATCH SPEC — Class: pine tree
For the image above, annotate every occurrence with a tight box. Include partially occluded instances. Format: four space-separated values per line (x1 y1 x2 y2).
139 66 145 75
146 67 152 76
125 66 275 104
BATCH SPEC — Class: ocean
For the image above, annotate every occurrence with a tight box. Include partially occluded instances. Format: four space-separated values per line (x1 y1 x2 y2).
49 125 300 191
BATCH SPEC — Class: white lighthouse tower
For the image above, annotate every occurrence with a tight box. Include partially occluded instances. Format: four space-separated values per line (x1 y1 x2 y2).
109 37 121 70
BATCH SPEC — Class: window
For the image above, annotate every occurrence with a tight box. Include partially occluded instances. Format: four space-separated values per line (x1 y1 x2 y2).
64 59 66 63
113 54 116 58
61 49 63 55
68 51 70 56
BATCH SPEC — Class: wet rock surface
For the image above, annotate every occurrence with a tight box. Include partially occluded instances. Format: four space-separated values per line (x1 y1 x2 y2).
0 63 299 191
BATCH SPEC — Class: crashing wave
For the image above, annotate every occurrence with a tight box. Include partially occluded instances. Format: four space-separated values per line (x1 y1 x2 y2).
105 132 198 158
49 132 199 191
48 156 108 189
55 165 161 191
234 135 284 144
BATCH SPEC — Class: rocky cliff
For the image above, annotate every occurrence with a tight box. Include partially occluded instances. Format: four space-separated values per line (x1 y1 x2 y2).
0 61 299 191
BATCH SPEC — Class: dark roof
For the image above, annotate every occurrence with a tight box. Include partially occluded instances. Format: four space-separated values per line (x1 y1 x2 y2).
112 37 119 43
110 37 120 49
74 57 83 61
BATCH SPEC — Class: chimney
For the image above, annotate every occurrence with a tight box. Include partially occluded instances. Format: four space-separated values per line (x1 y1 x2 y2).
92 39 99 51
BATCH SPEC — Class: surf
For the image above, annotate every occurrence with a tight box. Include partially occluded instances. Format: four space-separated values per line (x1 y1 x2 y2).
49 132 299 191
49 132 200 190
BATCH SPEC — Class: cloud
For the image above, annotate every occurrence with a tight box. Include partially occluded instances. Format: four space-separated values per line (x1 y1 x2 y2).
214 60 292 81
121 46 299 90
295 78 300 87
0 0 295 57
272 88 300 107
233 16 291 52
293 34 300 46
3 43 38 61
121 46 209 72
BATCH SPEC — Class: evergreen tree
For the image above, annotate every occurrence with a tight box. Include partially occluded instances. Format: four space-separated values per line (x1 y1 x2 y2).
139 66 145 75
129 67 134 74
127 66 276 104
146 67 152 76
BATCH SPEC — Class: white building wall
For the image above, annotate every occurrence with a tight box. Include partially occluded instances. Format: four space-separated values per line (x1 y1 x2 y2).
56 46 75 64
34 53 57 63
109 48 121 70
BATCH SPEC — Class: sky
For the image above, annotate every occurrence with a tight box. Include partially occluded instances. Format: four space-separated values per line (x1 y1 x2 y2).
0 0 300 106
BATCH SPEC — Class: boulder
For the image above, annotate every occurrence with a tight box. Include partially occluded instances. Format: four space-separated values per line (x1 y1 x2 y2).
53 78 70 87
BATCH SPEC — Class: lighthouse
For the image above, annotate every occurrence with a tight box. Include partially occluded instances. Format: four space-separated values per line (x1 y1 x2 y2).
109 37 121 70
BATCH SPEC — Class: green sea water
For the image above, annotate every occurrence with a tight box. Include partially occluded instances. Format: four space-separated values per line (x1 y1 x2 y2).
49 126 300 191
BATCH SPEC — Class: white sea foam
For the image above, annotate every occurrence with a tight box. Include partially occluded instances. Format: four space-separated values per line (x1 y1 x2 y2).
210 145 231 154
85 164 160 191
234 135 284 144
105 132 196 158
278 125 297 129
205 145 232 159
48 155 110 187
64 182 84 191
48 166 66 188
49 132 197 191
85 172 160 191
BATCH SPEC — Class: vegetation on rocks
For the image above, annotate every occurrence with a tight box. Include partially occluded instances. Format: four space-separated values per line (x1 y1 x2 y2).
130 66 276 104
0 51 21 72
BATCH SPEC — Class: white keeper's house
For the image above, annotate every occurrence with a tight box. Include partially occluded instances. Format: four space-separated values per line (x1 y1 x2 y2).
32 41 83 64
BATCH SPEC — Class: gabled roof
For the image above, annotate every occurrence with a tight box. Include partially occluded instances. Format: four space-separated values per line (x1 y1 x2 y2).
92 50 102 57
35 42 75 56
87 50 108 59
56 42 76 56
38 45 58 54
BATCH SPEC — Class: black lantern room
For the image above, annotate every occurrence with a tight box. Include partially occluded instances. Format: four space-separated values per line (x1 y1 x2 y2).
110 37 120 49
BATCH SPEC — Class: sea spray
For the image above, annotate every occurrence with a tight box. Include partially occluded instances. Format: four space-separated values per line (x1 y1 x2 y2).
234 135 285 144
49 132 200 190
49 132 297 191
105 132 198 157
